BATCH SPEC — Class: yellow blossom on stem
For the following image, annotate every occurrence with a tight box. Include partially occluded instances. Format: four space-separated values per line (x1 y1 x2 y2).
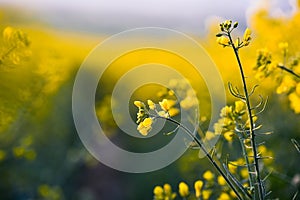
168 108 180 117
230 190 238 198
288 92 300 113
217 175 226 186
203 170 214 181
180 89 198 109
137 117 153 136
3 26 13 40
194 180 203 198
153 186 164 197
240 168 249 179
178 182 189 197
276 75 296 94
147 100 155 110
158 111 169 118
217 36 230 46
234 100 245 114
217 192 231 200
163 184 171 195
296 83 300 95
223 131 234 142
159 99 176 111
202 190 212 200
220 106 232 118
243 28 251 46
228 161 238 174
134 100 144 108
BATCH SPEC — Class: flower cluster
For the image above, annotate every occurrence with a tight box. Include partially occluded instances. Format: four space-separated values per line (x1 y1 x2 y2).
153 184 177 200
158 79 199 110
0 26 31 66
38 184 64 200
12 135 36 161
134 79 199 136
213 101 248 142
253 48 274 80
252 42 300 114
288 82 300 113
216 20 252 49
153 170 240 200
134 98 179 136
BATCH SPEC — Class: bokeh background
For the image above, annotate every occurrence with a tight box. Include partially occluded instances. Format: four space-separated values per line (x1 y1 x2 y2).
0 0 299 199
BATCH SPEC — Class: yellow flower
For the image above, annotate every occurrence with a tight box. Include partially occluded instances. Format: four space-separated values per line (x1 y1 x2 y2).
223 131 234 142
194 180 203 198
24 150 36 160
228 161 238 173
168 89 175 96
158 111 169 118
203 170 214 181
213 122 222 135
289 92 300 113
168 108 180 117
217 36 230 46
178 182 189 197
236 158 244 165
134 100 144 108
137 118 153 136
153 186 164 197
202 190 212 200
180 96 198 109
230 190 238 198
163 184 171 195
217 192 231 200
240 168 249 179
243 183 249 189
220 106 232 118
13 146 25 157
163 184 176 199
159 99 176 111
217 175 226 186
243 28 251 46
296 83 300 95
205 131 218 140
3 26 13 41
220 117 233 127
147 100 156 110
276 76 296 94
243 138 251 148
234 101 245 114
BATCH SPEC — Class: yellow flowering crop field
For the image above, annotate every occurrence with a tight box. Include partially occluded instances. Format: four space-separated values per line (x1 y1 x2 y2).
0 3 300 200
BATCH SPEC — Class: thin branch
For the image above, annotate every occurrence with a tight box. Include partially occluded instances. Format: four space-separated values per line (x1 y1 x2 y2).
277 64 300 79
227 31 265 200
153 115 245 200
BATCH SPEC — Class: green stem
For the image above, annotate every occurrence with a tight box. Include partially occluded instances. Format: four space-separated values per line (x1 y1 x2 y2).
227 32 264 200
277 65 300 79
154 115 245 200
238 135 255 189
